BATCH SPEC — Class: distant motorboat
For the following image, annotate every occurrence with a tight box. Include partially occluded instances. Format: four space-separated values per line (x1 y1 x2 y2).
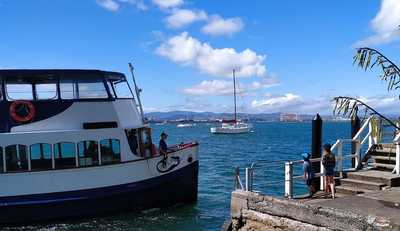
210 69 251 134
177 123 196 128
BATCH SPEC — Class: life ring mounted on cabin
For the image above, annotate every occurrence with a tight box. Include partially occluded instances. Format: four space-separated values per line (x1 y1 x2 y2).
9 100 36 123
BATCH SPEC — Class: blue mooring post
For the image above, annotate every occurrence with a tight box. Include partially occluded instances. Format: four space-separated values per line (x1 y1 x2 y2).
311 113 322 190
351 115 361 168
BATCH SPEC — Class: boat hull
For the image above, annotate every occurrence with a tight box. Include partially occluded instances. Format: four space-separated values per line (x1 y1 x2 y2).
0 160 198 225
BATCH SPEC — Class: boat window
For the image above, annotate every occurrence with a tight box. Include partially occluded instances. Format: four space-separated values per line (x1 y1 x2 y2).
126 129 139 156
30 143 52 170
5 144 28 172
77 141 99 167
6 83 34 100
54 142 76 169
106 81 116 98
36 83 58 100
78 82 108 99
139 127 153 158
60 82 78 99
100 139 120 164
113 80 133 98
0 147 3 173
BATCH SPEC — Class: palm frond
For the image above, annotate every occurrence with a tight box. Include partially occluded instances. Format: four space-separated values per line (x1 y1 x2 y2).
354 47 400 95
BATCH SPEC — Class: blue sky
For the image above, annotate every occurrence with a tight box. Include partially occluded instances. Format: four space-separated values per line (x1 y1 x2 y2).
1 0 400 114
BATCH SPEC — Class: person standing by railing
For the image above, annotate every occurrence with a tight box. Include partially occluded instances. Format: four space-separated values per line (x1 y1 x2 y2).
322 144 336 199
302 152 315 198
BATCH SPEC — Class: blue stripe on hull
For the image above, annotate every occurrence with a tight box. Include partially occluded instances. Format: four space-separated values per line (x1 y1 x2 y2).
0 161 198 225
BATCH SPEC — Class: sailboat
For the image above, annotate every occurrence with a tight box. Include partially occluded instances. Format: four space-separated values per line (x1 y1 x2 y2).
210 69 251 134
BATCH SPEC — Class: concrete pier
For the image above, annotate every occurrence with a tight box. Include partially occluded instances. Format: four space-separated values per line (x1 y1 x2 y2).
229 189 400 231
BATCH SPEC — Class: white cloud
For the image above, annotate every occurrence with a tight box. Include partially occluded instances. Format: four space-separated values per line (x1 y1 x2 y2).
250 93 400 114
96 0 147 11
182 80 234 96
156 32 267 77
97 0 120 11
152 0 183 9
355 0 400 46
165 9 207 28
202 15 244 36
251 93 335 114
181 77 279 96
251 93 302 111
119 0 147 10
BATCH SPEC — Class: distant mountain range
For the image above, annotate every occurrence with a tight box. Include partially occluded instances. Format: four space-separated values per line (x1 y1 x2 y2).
145 111 338 122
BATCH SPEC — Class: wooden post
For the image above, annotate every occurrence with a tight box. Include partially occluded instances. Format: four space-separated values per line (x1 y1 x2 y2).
351 115 361 168
311 114 322 191
285 162 293 199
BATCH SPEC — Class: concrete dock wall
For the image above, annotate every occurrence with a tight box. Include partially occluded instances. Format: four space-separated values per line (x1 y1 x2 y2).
230 190 398 231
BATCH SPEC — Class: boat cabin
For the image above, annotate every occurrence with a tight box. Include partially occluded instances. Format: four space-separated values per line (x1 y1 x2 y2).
0 69 156 173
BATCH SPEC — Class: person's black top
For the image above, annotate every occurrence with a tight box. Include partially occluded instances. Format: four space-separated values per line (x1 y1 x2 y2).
159 139 168 153
128 134 138 155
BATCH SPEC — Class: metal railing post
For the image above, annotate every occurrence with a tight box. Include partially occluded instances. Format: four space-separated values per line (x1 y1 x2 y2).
284 161 293 199
235 167 240 190
338 141 343 177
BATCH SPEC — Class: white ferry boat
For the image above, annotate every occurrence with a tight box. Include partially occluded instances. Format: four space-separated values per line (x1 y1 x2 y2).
0 69 199 225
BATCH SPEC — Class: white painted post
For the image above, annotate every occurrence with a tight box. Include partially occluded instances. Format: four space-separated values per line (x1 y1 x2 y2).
337 141 343 177
320 160 325 191
354 140 361 170
245 167 251 191
285 162 293 199
368 120 374 149
394 142 400 175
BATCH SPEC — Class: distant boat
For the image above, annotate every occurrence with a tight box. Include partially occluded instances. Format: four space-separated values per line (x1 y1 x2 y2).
177 123 196 128
210 69 251 134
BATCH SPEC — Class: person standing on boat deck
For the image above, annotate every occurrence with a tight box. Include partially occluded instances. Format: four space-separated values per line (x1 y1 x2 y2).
159 132 169 158
127 130 139 155
302 152 315 198
322 143 336 199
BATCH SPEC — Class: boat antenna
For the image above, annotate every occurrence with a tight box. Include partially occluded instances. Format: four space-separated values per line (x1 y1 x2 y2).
233 69 237 123
128 63 145 124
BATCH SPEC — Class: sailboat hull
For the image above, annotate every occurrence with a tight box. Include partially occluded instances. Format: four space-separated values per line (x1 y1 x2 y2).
210 126 250 134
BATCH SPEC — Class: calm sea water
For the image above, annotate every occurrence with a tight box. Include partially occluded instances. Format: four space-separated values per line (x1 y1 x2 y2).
8 122 350 231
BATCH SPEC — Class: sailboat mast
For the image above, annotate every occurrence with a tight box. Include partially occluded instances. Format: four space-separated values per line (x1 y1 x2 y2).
233 69 237 123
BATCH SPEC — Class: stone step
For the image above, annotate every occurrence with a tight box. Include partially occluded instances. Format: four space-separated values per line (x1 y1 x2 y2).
372 156 396 165
347 171 389 184
377 143 396 149
340 178 385 191
372 155 396 161
335 185 363 195
372 163 396 170
369 149 396 157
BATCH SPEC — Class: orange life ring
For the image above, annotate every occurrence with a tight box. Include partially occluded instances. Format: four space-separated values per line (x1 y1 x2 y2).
10 101 36 123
